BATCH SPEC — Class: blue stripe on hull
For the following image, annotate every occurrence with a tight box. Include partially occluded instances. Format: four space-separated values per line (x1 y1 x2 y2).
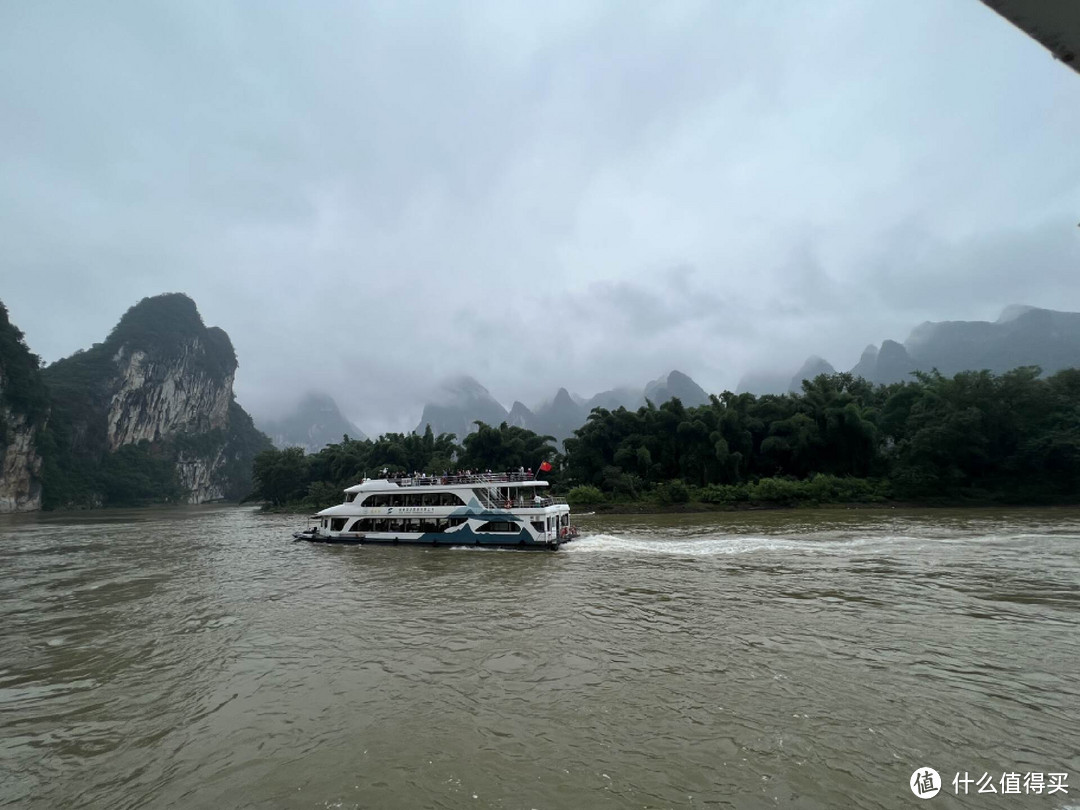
301 528 568 550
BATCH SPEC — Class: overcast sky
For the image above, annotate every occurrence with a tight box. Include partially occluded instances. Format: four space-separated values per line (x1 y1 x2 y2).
3 0 1078 435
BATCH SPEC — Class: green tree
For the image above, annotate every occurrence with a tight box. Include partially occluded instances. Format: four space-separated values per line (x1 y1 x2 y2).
253 447 308 506
458 422 560 473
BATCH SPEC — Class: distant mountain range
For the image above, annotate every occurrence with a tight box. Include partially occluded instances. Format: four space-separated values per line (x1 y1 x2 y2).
738 305 1080 394
260 392 366 453
265 305 1080 451
415 370 711 444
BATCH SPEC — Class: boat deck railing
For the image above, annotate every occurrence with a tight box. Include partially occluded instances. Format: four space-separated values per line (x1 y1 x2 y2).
505 496 568 508
378 471 541 487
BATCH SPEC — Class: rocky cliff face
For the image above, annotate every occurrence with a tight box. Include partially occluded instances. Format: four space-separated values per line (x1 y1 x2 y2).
41 294 271 507
108 343 233 452
0 404 42 512
176 447 227 504
0 301 48 513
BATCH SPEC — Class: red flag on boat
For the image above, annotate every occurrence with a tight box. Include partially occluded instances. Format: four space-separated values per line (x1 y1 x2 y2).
538 461 553 472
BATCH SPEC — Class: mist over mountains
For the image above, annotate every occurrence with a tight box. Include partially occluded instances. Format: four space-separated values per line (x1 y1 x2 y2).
261 392 366 453
260 304 1080 452
413 370 711 445
738 305 1080 394
395 304 1080 444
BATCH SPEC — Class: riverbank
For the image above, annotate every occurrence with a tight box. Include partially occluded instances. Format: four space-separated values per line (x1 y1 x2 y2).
567 499 1080 515
259 496 1079 517
576 500 898 515
251 469 1079 516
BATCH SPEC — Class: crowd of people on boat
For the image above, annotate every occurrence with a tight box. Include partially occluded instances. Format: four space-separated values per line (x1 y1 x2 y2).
376 467 537 485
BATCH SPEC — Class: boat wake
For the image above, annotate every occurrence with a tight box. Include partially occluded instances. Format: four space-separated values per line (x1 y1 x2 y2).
564 532 826 556
561 533 881 557
440 532 884 556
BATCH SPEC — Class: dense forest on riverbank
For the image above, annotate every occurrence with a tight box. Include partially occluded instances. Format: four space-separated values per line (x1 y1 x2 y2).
252 366 1080 510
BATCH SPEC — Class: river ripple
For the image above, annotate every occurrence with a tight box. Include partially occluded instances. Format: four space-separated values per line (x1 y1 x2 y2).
1 506 1078 809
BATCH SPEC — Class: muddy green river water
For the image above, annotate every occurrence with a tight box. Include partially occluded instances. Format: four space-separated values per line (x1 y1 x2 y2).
1 506 1078 809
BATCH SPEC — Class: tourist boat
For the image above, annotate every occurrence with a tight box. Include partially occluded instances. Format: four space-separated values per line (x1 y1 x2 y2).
293 471 580 550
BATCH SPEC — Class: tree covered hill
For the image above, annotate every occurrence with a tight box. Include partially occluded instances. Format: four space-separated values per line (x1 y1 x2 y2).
0 293 271 510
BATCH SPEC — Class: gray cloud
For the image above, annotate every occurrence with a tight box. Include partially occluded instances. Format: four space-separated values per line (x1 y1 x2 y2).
2 0 1079 436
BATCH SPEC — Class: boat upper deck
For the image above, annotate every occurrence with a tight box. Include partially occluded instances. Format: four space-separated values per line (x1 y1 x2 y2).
344 471 550 494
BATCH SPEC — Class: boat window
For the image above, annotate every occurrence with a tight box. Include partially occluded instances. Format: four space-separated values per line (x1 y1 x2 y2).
531 521 544 533
440 493 464 506
448 517 466 527
477 521 518 533
330 518 347 531
390 495 403 507
345 493 356 502
348 518 365 531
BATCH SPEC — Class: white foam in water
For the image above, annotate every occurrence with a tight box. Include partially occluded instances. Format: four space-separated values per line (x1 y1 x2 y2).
565 533 814 556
